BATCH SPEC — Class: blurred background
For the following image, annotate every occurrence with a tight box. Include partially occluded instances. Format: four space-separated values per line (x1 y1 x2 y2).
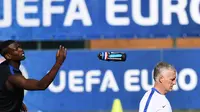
0 0 200 112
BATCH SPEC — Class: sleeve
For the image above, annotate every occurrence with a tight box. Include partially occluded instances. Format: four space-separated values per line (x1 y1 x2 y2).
156 105 172 112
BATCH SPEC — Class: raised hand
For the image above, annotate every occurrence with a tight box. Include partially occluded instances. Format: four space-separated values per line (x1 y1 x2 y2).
56 45 67 65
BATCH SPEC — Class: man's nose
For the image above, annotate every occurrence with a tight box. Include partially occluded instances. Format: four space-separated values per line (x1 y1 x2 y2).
173 80 176 85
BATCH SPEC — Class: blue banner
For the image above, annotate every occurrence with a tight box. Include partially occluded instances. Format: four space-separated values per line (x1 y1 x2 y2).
1 0 200 40
0 49 199 111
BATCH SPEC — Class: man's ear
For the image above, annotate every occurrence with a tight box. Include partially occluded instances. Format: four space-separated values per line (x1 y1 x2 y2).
159 75 164 83
5 53 11 60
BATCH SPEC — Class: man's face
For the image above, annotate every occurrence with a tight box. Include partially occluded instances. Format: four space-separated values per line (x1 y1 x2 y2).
6 42 25 61
160 69 176 92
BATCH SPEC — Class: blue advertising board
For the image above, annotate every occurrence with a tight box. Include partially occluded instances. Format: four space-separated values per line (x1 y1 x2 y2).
1 0 200 40
0 49 198 111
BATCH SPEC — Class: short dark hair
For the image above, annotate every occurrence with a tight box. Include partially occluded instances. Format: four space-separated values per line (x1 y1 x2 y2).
153 62 176 81
0 40 16 57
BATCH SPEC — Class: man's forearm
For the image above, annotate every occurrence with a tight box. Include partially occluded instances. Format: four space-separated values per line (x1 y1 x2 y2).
38 62 62 89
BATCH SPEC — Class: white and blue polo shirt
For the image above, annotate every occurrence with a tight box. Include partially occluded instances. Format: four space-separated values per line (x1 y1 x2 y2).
139 88 172 112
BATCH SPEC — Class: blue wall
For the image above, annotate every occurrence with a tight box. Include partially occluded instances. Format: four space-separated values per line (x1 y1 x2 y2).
0 0 200 40
3 49 198 111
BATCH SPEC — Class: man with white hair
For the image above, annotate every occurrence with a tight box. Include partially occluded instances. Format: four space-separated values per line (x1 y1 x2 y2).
139 62 176 112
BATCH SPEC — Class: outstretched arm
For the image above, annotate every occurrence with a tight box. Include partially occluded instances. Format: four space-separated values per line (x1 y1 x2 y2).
7 45 67 90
